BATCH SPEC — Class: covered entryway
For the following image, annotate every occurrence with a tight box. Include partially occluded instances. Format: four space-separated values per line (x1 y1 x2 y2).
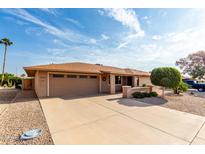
49 73 99 97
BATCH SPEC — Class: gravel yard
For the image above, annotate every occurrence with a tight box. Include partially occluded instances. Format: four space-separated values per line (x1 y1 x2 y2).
0 89 53 145
0 88 19 103
136 90 205 117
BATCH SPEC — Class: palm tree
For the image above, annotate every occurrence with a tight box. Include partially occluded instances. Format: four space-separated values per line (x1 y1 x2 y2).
0 38 13 86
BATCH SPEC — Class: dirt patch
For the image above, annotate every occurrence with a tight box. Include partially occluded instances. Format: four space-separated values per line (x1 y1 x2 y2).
136 91 205 117
0 90 53 144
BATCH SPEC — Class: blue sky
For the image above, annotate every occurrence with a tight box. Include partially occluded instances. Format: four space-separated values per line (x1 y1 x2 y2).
0 8 205 75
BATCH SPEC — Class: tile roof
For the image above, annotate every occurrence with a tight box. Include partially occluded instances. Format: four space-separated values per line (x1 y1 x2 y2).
24 62 150 77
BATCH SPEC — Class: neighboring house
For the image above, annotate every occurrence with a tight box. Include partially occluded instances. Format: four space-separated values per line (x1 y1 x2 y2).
24 62 151 97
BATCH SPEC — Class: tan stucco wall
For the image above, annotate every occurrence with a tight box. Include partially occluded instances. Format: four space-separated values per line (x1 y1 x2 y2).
35 71 48 97
101 74 110 93
139 76 152 86
132 76 139 87
34 71 38 94
110 74 115 94
101 75 123 93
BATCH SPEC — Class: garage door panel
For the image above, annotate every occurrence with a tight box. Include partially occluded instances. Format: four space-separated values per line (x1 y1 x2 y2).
49 75 99 97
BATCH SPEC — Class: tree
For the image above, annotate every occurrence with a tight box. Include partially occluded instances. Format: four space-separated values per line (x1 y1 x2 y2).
150 67 181 97
0 38 13 86
176 51 205 79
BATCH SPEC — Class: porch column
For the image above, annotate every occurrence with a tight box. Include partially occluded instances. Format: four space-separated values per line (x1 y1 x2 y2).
47 72 49 97
132 76 138 87
99 75 102 93
110 74 115 94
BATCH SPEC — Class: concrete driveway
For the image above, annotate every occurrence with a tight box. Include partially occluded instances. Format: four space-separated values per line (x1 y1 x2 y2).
40 94 205 144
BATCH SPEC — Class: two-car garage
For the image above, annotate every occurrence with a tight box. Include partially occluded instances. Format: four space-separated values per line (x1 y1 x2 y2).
49 73 99 97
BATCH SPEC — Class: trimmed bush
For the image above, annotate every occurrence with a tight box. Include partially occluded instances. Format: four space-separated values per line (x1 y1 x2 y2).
142 92 151 97
150 92 158 97
132 92 145 98
132 91 158 99
151 67 181 89
151 67 182 96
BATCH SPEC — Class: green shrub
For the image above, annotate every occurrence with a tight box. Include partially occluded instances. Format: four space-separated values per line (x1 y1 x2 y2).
12 76 22 89
7 79 14 87
173 81 188 94
132 92 145 98
0 73 22 88
132 91 158 99
142 84 146 87
142 92 151 97
150 92 158 97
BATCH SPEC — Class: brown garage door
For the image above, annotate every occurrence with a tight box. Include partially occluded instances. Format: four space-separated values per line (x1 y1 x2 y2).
49 74 99 97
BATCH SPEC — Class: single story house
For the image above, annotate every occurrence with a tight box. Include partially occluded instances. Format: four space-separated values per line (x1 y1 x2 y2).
24 62 151 97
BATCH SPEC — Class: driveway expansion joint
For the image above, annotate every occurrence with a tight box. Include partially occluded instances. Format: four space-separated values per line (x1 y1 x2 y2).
94 101 192 143
189 120 205 145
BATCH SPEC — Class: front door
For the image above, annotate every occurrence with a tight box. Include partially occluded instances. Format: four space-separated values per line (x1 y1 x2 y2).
127 76 133 86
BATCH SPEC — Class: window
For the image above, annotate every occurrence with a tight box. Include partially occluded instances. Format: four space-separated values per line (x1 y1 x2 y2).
53 74 64 78
115 76 121 84
90 76 97 79
79 75 88 78
67 75 77 78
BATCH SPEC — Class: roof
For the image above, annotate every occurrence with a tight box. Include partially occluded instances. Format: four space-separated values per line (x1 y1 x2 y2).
24 62 150 77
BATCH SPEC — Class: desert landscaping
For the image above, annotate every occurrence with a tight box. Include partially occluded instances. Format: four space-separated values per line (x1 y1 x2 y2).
0 89 53 144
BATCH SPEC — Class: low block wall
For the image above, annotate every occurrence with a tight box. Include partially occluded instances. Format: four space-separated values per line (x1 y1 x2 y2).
22 79 34 90
122 86 152 98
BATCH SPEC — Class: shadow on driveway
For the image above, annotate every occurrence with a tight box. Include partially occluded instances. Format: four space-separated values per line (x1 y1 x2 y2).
106 96 168 107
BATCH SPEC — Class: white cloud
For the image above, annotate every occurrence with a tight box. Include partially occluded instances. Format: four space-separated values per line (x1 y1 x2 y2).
101 34 110 40
4 9 69 39
101 9 144 49
4 16 28 25
117 33 144 49
47 48 66 56
26 24 205 72
103 8 144 36
98 9 104 16
53 39 70 47
166 32 188 42
89 38 97 44
117 42 128 49
25 27 43 36
142 16 148 20
142 16 151 25
39 8 58 16
152 35 162 40
65 17 84 28
3 9 93 45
